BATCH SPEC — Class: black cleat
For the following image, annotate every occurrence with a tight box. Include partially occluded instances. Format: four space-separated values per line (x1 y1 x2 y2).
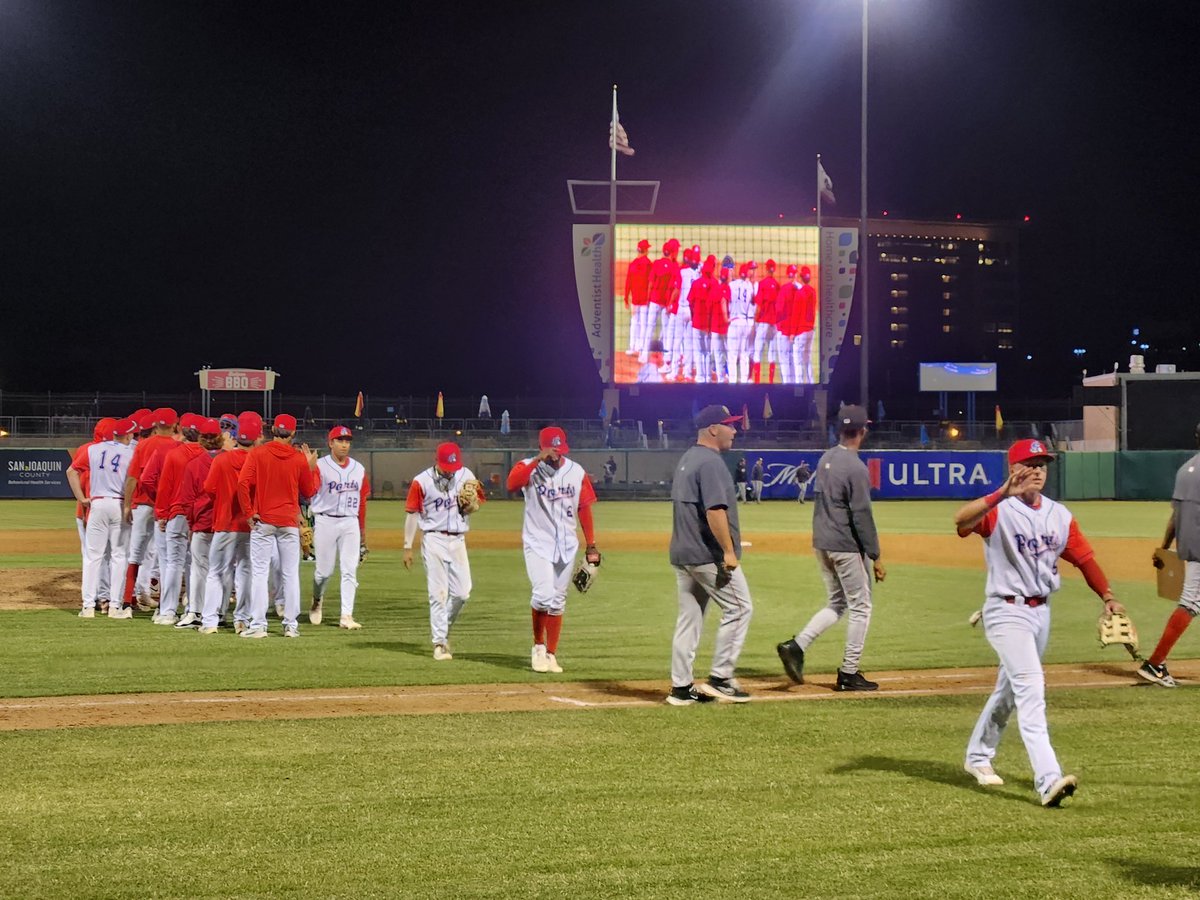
836 669 878 692
776 639 805 684
665 685 716 706
697 676 752 703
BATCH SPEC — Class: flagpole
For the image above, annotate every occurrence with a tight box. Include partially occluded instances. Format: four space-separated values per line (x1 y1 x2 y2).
609 84 618 392
859 0 870 409
816 153 822 230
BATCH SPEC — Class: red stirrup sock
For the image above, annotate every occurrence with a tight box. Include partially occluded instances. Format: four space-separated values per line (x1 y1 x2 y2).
1150 606 1195 666
545 613 563 654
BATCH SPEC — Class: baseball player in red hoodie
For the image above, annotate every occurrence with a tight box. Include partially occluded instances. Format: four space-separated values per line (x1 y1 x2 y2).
237 414 319 638
624 238 653 357
171 418 225 629
122 407 179 609
145 413 205 625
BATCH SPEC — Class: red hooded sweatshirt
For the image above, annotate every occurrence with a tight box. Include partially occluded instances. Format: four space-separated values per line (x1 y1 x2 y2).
237 441 318 528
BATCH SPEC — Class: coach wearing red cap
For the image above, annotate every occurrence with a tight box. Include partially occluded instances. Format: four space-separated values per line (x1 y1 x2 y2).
236 414 319 638
507 426 600 673
307 425 370 630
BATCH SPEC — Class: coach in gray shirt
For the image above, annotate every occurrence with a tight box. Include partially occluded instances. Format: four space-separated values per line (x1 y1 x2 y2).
777 404 887 691
666 404 754 705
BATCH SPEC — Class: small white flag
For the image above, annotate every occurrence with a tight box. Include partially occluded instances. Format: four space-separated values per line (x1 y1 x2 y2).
609 116 635 157
818 158 836 206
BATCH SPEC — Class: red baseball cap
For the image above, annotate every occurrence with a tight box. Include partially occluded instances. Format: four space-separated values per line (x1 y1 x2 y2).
93 417 118 441
702 254 717 275
328 425 353 441
1008 439 1055 467
179 413 201 431
637 238 651 251
237 412 263 442
274 414 297 433
112 417 140 437
539 426 570 455
800 265 812 277
196 418 221 436
152 407 178 427
663 238 680 255
136 411 156 431
436 441 463 472
786 264 799 276
746 260 758 270
765 259 777 270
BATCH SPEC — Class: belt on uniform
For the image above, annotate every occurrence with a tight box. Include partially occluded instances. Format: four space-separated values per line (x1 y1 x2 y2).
318 513 349 518
431 530 463 536
1002 595 1047 607
90 496 122 500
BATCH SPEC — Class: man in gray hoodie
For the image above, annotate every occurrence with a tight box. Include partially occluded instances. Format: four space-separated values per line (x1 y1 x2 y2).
777 405 886 690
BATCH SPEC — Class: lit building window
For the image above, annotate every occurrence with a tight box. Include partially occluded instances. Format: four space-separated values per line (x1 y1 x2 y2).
890 306 909 315
890 322 908 333
942 291 953 300
889 272 908 282
940 274 956 283
942 324 953 333
890 339 905 349
889 290 908 299
942 308 952 316
998 339 1014 349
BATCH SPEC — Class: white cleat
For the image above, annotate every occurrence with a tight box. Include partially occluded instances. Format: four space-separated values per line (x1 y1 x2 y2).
339 616 362 630
283 624 300 638
544 652 564 674
198 625 218 635
78 608 96 619
174 611 199 628
433 643 453 661
233 621 247 634
239 626 268 639
964 763 1004 786
309 600 323 626
1041 774 1078 807
109 606 133 620
531 644 550 673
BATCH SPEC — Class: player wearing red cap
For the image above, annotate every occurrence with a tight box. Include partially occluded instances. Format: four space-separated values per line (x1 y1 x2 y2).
200 412 263 633
171 419 225 628
670 245 702 381
308 425 371 630
73 418 118 613
68 418 139 618
643 239 681 362
404 442 483 659
707 260 734 383
143 414 205 625
791 265 818 383
122 407 180 609
237 414 319 638
689 255 718 383
774 266 801 382
751 260 781 383
729 261 757 383
624 239 653 358
506 427 600 673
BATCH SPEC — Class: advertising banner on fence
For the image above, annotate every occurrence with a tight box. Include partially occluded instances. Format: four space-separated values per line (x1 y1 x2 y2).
572 224 614 383
744 449 1006 500
1 449 74 498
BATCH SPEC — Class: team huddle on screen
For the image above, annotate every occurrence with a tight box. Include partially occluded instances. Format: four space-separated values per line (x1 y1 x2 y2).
623 238 817 384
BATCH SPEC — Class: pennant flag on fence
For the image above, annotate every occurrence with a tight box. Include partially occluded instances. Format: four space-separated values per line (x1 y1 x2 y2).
818 158 836 206
763 394 773 420
919 423 930 446
354 391 364 418
741 403 751 431
995 405 1004 435
436 392 445 420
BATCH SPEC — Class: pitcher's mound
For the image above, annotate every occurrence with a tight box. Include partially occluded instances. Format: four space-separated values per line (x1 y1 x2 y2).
1 568 80 611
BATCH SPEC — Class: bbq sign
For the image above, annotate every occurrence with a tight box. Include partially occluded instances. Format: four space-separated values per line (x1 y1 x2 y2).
198 368 277 391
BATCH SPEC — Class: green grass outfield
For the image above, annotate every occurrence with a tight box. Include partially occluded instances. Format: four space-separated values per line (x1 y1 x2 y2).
1 499 1197 898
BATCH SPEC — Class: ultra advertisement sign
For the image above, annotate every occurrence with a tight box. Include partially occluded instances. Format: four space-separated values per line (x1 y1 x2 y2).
742 450 1006 500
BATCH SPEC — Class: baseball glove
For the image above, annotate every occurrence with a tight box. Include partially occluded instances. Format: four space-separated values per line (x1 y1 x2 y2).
1098 612 1140 660
300 521 315 559
572 544 602 593
457 479 485 515
359 542 369 564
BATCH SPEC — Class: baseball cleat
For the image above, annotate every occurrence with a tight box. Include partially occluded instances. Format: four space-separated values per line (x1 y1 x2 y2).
544 652 564 674
776 639 805 684
78 608 96 619
531 644 550 673
283 625 300 638
197 626 218 635
339 616 362 630
1137 660 1177 688
155 612 178 626
174 612 199 629
309 600 323 626
836 669 879 692
433 643 452 661
239 626 268 639
665 685 716 706
964 763 1004 786
697 676 751 703
1040 774 1078 808
968 609 983 627
109 606 133 620
233 621 247 634
99 599 110 615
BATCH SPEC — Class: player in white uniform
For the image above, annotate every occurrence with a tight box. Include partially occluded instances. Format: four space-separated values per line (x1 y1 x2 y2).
506 427 600 673
67 417 139 619
954 439 1124 807
728 261 757 383
671 246 700 381
403 442 483 659
309 425 370 630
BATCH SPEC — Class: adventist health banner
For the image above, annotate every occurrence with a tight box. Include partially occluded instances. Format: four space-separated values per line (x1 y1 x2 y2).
1 449 74 498
745 450 1006 500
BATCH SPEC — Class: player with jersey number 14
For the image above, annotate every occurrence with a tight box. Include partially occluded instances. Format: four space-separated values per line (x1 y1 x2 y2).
507 426 601 674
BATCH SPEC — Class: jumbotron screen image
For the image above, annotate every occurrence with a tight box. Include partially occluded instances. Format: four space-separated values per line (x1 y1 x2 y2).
614 224 819 385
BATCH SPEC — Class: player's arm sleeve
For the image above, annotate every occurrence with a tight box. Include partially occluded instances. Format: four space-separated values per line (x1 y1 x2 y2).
846 467 881 560
237 454 257 517
507 459 537 492
70 446 89 473
141 454 162 501
358 474 369 531
299 459 319 499
1060 519 1111 597
577 478 597 543
404 511 419 550
404 480 424 514
202 460 220 497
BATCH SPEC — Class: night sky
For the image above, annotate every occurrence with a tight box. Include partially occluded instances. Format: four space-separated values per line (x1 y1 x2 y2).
2 0 1196 403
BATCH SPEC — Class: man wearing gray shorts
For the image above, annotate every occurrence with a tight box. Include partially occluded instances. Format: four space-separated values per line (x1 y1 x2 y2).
666 404 755 705
777 405 887 690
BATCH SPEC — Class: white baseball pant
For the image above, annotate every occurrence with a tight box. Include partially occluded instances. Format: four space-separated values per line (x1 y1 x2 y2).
728 317 754 383
421 531 472 645
669 562 753 687
711 333 729 382
966 596 1063 796
128 504 158 599
81 498 129 610
775 334 795 383
187 531 212 617
692 327 711 382
670 306 693 379
631 304 651 356
793 330 815 384
642 303 667 356
313 514 361 618
524 547 571 615
752 323 776 369
159 515 191 617
77 516 111 604
249 524 300 629
202 531 250 629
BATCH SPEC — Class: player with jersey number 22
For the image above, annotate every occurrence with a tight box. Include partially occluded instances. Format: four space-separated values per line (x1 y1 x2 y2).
507 426 600 674
954 438 1124 808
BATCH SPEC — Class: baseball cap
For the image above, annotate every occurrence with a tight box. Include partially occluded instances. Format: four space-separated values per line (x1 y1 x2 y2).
179 413 201 431
436 441 463 472
765 258 777 270
112 417 140 437
800 265 812 277
136 410 156 431
273 414 297 433
328 425 353 441
701 254 717 275
637 238 651 251
835 405 870 430
152 407 178 427
196 417 221 436
539 426 570 455
746 260 758 270
93 417 118 441
694 405 742 429
236 412 263 442
786 264 799 276
1008 438 1055 467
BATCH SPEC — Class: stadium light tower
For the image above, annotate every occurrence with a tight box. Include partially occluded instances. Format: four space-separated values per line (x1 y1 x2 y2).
859 0 870 409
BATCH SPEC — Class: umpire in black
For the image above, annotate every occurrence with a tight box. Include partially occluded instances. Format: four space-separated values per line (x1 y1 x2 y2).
666 404 755 705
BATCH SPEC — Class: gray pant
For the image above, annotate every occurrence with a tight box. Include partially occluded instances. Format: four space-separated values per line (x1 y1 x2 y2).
670 563 753 688
796 549 872 674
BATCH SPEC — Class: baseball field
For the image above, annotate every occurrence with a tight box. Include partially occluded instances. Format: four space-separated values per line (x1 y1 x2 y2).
2 498 1197 898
